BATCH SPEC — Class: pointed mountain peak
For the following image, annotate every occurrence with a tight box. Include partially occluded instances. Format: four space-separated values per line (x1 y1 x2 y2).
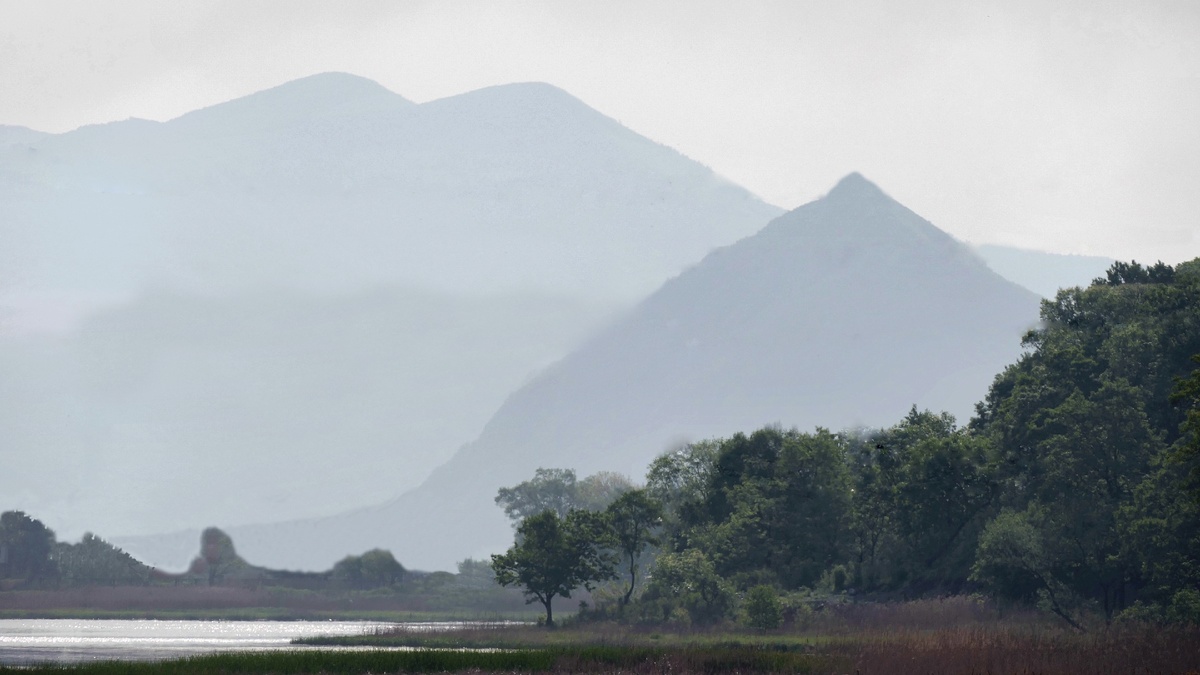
745 172 976 264
825 172 889 202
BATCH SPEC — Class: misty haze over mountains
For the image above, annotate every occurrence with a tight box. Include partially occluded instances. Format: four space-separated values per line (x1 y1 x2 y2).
0 73 780 540
971 245 1114 299
2 73 1109 569
1 72 777 300
119 173 1042 572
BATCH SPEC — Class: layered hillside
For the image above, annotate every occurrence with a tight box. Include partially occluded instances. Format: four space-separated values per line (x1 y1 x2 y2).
123 173 1041 571
0 73 781 542
974 244 1116 298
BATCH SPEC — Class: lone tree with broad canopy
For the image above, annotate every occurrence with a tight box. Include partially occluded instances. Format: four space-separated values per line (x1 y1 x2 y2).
491 509 616 626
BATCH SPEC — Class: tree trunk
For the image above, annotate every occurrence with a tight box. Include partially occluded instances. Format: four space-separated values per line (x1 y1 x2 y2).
622 554 636 606
543 595 554 627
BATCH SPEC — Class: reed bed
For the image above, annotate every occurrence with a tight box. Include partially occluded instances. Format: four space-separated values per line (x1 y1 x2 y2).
5 597 1199 673
847 623 1200 675
296 615 1200 674
0 645 836 674
5 627 1199 674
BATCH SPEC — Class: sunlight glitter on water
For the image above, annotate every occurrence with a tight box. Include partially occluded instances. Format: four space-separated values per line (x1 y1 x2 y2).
0 618 399 664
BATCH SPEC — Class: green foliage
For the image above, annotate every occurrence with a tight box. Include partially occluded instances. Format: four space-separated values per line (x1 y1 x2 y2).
495 468 580 522
831 565 847 593
333 549 405 588
0 511 56 583
490 259 1200 628
496 468 634 524
866 409 996 590
52 533 151 587
1093 259 1176 286
973 258 1200 623
645 439 719 551
603 489 663 606
1170 354 1200 501
1168 588 1200 624
971 508 1046 606
576 472 636 511
191 528 252 586
642 548 734 624
672 427 852 591
455 557 497 588
742 584 783 629
1118 458 1200 612
491 510 618 625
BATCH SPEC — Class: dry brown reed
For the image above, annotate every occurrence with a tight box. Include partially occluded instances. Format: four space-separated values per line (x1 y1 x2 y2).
817 595 1048 632
848 624 1200 675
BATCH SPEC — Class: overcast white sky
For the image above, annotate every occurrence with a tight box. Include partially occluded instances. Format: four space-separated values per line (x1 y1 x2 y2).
3 0 1198 263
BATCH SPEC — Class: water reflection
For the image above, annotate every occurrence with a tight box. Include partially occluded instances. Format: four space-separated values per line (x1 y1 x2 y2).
0 618 428 665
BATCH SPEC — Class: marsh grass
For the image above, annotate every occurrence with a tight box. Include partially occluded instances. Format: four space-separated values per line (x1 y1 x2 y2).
847 624 1200 674
6 598 1199 673
295 597 1200 674
0 646 837 674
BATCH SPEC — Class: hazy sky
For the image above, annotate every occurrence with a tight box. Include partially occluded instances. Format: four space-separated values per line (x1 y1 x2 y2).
3 0 1198 263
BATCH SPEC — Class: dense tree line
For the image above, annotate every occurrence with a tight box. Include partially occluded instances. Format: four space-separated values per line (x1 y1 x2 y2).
493 259 1200 627
0 511 151 588
332 548 407 588
0 516 409 592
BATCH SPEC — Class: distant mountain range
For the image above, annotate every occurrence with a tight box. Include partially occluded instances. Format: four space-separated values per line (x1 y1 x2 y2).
117 174 1042 572
0 72 779 300
0 73 780 542
3 73 1114 563
972 245 1115 299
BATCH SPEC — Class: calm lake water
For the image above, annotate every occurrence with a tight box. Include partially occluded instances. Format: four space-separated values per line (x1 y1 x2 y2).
0 618 472 665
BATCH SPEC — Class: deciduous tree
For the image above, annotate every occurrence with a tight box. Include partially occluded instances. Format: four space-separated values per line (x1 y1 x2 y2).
604 489 662 606
491 510 616 626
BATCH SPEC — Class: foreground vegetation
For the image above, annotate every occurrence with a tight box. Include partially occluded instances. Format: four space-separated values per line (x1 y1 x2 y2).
6 600 1200 673
6 633 1198 674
